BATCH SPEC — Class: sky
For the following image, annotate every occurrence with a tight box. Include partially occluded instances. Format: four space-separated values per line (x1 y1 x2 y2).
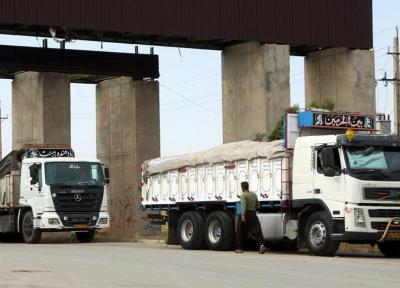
0 0 399 159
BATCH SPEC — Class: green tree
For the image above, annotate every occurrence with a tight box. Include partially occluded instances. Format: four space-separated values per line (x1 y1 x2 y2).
267 105 300 141
308 100 335 111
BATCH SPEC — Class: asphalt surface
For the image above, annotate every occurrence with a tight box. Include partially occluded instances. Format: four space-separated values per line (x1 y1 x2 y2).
0 243 399 288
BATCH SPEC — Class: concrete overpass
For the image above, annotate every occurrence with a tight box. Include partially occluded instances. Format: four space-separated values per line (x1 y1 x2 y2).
0 0 375 239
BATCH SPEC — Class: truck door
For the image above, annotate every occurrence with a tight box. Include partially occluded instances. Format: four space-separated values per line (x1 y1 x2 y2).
313 147 346 216
20 163 44 213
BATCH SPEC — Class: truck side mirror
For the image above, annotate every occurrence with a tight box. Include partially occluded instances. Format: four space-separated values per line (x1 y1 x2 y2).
321 148 340 177
104 167 110 184
323 167 336 177
29 164 39 185
321 148 335 168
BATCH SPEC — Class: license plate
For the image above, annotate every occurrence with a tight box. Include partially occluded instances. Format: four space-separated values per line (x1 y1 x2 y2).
386 232 400 241
74 224 88 229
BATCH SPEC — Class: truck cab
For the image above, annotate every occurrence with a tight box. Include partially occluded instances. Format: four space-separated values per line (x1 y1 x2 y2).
292 134 400 256
0 146 110 243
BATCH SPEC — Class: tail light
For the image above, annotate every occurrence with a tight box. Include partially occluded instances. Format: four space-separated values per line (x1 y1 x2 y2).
225 162 236 169
178 167 187 173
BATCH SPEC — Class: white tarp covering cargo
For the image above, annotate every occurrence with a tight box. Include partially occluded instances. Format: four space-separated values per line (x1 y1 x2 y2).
143 140 287 175
142 141 292 206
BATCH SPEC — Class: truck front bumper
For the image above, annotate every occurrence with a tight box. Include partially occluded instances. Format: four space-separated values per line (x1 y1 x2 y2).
335 204 400 243
331 232 380 242
35 211 110 230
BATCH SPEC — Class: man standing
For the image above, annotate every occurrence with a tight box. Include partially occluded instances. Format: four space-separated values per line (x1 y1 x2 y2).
235 181 266 254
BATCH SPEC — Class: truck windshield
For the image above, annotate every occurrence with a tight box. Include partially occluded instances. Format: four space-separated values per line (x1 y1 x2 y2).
45 162 105 186
345 146 400 172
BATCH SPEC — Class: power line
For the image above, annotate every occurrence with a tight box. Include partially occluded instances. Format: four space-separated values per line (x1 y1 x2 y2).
164 74 221 87
163 71 305 88
290 78 305 85
161 92 220 106
160 83 221 117
373 46 389 53
374 26 397 35
162 99 222 112
376 53 390 60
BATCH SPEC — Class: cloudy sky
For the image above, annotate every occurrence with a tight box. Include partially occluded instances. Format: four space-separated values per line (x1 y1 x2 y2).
0 0 399 159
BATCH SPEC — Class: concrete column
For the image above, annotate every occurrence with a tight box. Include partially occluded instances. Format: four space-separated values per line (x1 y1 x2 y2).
96 77 160 239
305 48 376 114
222 42 290 143
12 72 71 150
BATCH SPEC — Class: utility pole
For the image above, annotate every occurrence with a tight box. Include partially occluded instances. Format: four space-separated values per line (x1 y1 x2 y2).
0 101 9 159
393 27 400 134
378 27 400 134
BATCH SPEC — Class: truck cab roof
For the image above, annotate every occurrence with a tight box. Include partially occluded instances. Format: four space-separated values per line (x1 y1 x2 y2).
21 157 102 164
295 134 400 148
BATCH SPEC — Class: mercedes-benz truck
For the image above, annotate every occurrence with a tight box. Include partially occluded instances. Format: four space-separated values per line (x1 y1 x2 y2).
0 145 110 243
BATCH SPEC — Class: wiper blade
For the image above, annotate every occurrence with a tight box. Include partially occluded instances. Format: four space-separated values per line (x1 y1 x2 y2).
350 169 376 174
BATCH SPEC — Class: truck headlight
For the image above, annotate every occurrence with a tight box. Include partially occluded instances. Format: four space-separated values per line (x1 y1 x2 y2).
98 218 108 225
48 218 60 225
354 208 366 227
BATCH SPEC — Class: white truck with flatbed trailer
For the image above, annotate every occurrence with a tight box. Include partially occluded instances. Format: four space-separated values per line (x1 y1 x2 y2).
142 111 400 256
0 145 110 243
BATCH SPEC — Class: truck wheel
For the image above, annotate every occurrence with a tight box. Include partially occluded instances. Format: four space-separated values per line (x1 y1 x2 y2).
0 233 24 243
305 211 339 256
205 211 234 251
377 242 400 257
22 211 42 244
268 239 299 252
167 211 179 245
76 230 96 243
177 211 205 249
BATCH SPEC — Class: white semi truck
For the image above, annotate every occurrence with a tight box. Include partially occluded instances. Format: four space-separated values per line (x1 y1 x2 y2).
0 145 110 244
142 111 400 257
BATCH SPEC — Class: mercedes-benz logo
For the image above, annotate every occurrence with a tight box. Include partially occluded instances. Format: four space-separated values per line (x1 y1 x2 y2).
73 194 82 202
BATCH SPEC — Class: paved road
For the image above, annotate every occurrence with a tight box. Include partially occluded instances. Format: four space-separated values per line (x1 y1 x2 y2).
0 243 399 288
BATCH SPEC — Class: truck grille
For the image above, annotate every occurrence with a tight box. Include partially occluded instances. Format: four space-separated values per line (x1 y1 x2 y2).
371 222 400 231
57 212 98 227
364 188 400 201
51 187 104 212
368 209 400 218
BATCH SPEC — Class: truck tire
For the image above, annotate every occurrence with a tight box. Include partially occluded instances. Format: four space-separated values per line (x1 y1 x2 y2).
167 211 179 245
268 239 299 252
76 230 96 243
205 211 234 251
22 211 42 244
305 211 339 256
177 211 205 249
377 241 400 257
0 233 24 243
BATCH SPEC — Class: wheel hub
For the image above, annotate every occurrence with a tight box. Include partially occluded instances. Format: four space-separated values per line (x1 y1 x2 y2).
23 216 33 237
181 219 194 242
208 220 222 244
310 221 327 247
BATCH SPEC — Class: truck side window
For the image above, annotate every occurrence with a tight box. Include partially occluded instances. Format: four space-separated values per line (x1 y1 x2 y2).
317 148 342 174
38 165 43 188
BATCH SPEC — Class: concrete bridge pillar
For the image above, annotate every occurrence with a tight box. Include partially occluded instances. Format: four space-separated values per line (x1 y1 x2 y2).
96 77 160 239
222 42 290 143
12 72 71 150
305 48 376 114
